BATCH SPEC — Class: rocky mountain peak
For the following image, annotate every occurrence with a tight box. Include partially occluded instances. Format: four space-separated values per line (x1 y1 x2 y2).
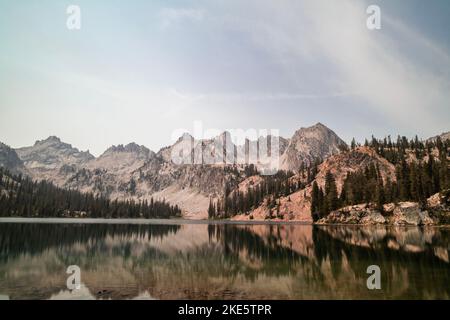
280 123 346 171
29 136 93 159
295 122 337 137
179 132 194 141
16 136 94 169
0 142 28 175
218 131 232 140
89 143 155 176
312 122 326 129
37 135 61 144
102 143 153 158
33 136 67 148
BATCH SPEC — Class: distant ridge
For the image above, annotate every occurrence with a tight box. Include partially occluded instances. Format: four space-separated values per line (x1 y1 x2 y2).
1 124 448 219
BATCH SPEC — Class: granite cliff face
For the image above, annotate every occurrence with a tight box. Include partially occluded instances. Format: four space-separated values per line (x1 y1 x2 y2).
15 136 94 183
279 123 346 171
88 143 154 175
0 142 27 175
16 136 94 168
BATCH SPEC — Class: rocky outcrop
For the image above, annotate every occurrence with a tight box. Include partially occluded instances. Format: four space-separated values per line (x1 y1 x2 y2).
314 146 396 192
426 190 450 224
317 201 436 226
385 202 434 226
232 186 313 222
316 204 386 225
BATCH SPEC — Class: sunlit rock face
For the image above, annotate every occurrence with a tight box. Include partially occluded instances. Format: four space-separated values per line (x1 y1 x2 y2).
313 146 396 193
388 202 434 226
316 191 450 226
316 204 386 225
427 191 450 224
16 136 94 172
279 123 346 171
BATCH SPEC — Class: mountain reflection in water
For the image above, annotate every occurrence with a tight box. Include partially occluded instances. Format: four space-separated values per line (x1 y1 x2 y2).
0 222 449 300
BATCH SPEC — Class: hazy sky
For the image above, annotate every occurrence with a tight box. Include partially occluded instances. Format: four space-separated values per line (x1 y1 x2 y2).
0 0 449 156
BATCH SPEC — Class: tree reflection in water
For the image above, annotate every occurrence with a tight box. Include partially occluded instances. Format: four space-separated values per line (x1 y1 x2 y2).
0 222 449 299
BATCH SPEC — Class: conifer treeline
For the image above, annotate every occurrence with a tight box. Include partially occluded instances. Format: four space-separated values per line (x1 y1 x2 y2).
359 134 450 165
0 168 181 218
209 161 320 218
312 136 449 221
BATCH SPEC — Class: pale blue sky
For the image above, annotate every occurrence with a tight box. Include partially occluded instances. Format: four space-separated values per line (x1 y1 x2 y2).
0 0 449 155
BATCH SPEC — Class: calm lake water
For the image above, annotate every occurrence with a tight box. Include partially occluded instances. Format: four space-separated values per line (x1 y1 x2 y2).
0 220 449 300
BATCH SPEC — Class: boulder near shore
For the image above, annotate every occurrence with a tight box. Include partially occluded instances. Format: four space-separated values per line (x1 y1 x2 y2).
316 191 450 226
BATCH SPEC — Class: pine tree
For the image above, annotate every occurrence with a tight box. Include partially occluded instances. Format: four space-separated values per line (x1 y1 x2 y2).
208 198 215 219
0 168 181 219
318 187 325 217
324 171 339 214
410 163 419 201
439 148 449 191
375 177 385 212
311 181 320 221
351 138 357 150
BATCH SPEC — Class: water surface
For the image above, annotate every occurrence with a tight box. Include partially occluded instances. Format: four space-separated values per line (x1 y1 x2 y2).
0 220 449 300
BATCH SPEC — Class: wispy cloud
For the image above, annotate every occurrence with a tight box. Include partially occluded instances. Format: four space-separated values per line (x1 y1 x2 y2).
159 7 205 29
209 0 450 131
1 0 449 154
165 90 361 102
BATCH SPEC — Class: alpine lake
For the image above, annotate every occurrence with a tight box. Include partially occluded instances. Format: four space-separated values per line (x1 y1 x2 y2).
0 218 449 300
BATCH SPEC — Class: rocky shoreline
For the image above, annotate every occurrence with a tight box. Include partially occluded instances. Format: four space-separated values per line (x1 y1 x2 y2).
315 192 450 226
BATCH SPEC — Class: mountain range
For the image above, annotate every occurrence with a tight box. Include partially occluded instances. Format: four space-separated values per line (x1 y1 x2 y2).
1 123 448 219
